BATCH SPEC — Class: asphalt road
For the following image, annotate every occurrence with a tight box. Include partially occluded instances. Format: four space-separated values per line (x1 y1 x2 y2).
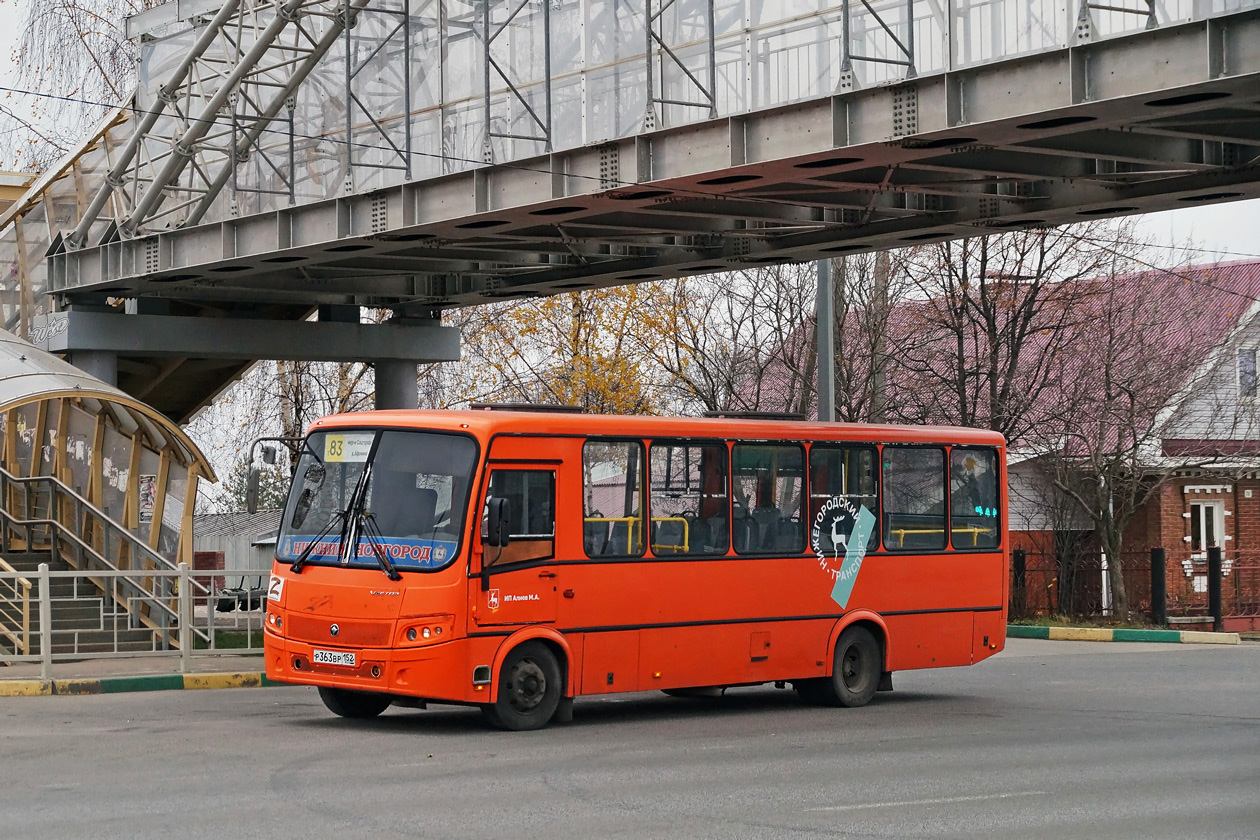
2 639 1257 840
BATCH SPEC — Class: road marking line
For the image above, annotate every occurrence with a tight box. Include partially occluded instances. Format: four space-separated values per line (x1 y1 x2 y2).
804 791 1047 812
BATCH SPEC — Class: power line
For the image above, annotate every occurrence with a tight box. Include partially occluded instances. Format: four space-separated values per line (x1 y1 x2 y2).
1134 240 1260 262
1075 232 1260 306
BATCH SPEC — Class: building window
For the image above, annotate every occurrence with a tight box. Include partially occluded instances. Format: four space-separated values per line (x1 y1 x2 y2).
1189 500 1224 554
1239 347 1257 400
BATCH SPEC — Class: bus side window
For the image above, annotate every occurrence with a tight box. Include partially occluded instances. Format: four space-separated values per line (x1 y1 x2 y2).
484 469 555 566
808 444 879 554
882 446 947 551
950 447 1000 549
582 440 646 558
731 443 804 554
648 440 728 556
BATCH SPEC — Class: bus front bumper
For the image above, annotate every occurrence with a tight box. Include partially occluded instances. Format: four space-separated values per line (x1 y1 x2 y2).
264 632 491 704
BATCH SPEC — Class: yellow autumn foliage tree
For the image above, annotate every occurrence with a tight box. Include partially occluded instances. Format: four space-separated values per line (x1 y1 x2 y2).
456 283 687 415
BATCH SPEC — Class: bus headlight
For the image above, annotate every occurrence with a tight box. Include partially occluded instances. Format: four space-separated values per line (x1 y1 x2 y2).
400 615 453 646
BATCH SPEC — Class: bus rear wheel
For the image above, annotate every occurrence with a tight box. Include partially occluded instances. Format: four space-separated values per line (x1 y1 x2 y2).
486 641 562 731
317 686 392 719
827 625 881 707
799 626 881 708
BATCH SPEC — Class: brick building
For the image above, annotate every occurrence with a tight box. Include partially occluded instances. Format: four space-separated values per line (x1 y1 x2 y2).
752 257 1260 627
1008 261 1260 629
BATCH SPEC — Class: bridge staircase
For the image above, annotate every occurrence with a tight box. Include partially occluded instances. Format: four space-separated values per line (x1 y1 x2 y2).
0 552 159 656
0 467 204 661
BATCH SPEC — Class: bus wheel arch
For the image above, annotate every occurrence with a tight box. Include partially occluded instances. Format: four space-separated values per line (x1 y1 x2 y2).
484 630 572 731
488 627 574 700
826 613 888 677
798 613 888 708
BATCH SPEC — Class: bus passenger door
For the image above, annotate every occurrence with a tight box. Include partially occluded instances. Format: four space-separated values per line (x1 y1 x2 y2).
472 467 559 627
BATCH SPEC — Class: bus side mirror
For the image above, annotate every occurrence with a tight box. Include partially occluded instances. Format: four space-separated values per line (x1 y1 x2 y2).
261 444 278 465
484 497 511 547
246 465 261 514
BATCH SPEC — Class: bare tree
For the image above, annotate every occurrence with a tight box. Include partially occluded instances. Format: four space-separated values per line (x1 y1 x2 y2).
1039 260 1215 622
2 0 139 169
892 220 1149 447
828 251 919 422
641 264 820 415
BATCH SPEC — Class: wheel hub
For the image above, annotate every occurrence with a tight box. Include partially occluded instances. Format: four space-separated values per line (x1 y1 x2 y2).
508 659 547 711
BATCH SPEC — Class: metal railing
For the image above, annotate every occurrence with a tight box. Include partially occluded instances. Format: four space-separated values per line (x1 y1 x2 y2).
0 557 32 657
0 566 267 679
1011 546 1260 625
0 466 200 653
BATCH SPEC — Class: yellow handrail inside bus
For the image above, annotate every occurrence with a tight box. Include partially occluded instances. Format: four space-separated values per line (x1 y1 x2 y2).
649 516 690 554
584 516 645 554
887 526 996 548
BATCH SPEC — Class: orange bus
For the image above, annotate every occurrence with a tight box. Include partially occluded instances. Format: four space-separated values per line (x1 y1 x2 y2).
263 408 1007 730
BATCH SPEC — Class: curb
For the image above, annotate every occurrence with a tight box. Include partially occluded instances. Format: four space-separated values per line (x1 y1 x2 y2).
1007 625 1241 645
0 671 279 698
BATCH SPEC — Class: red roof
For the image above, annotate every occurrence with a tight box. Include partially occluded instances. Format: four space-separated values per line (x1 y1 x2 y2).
745 258 1260 450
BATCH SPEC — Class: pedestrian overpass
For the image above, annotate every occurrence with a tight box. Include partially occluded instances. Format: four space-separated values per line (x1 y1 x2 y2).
6 0 1260 420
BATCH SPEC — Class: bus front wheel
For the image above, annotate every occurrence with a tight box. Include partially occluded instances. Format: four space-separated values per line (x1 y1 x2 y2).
318 686 392 719
485 641 562 731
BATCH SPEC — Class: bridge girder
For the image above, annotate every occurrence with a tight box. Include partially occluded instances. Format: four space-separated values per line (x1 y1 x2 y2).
46 10 1260 315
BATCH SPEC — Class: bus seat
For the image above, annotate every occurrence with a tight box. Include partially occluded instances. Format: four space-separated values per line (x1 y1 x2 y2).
705 514 729 553
732 507 758 553
584 518 607 555
775 518 803 552
605 520 630 555
412 487 438 534
654 518 685 554
752 507 780 549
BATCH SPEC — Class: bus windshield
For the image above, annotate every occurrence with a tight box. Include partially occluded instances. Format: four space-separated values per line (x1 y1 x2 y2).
275 429 477 572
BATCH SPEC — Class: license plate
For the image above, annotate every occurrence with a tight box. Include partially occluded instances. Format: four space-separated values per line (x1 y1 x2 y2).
312 648 356 667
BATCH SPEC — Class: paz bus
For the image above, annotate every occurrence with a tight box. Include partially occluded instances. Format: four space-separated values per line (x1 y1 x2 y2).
262 407 1007 730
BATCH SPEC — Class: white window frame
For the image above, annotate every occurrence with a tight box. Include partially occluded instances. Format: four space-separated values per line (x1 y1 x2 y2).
1188 499 1225 557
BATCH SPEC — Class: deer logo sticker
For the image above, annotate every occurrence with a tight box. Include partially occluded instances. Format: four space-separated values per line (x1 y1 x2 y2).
810 496 877 609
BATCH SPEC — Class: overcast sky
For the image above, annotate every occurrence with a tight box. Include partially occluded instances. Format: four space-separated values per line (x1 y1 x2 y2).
0 1 1255 266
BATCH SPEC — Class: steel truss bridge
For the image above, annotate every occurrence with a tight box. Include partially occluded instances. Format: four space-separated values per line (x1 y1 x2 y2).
6 0 1260 417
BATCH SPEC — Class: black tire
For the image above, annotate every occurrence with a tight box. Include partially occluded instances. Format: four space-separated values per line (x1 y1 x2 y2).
489 641 562 731
317 686 392 719
793 678 827 706
821 625 881 708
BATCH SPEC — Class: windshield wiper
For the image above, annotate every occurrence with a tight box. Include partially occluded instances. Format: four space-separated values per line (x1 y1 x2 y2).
337 460 402 581
290 511 344 575
359 513 402 581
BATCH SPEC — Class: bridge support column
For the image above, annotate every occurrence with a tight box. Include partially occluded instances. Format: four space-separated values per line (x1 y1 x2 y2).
374 360 418 410
68 350 118 386
816 259 835 423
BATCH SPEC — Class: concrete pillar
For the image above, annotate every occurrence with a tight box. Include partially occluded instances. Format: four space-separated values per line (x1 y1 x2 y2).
374 360 418 409
68 350 118 386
